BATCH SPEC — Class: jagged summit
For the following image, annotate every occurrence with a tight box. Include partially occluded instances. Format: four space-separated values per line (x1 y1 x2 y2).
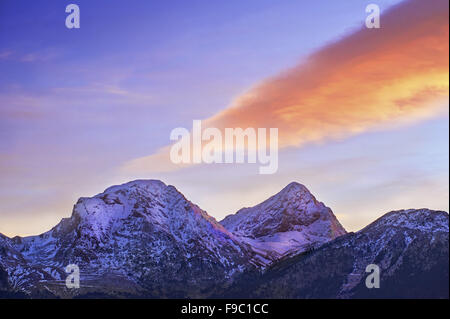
1 179 447 299
360 208 449 233
221 182 319 226
101 179 167 194
5 179 260 297
279 181 310 192
66 179 231 238
230 208 449 299
220 182 346 258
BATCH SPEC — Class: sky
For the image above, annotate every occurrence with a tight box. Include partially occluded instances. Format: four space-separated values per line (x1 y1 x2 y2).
0 0 448 237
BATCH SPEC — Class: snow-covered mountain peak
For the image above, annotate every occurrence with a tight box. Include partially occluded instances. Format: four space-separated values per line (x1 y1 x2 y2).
70 180 206 230
221 182 344 235
65 180 172 238
361 208 449 233
53 179 239 247
278 181 310 195
220 182 346 258
5 179 262 297
102 179 167 194
1 179 448 298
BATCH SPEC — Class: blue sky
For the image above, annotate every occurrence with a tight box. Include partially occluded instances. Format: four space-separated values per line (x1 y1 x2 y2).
0 0 448 236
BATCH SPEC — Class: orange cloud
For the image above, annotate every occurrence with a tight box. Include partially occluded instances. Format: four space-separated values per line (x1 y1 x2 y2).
124 0 449 173
207 0 449 146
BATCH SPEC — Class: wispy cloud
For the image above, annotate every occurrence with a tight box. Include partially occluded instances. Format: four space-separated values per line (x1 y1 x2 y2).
0 50 14 60
123 0 449 174
0 48 61 63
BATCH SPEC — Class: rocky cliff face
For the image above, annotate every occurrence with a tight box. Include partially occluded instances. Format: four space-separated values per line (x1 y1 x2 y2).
224 209 449 299
3 180 260 298
220 182 346 259
0 180 448 299
0 233 52 298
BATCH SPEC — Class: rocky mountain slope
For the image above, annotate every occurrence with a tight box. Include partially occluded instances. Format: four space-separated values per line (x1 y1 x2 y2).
224 209 449 299
220 182 346 259
2 180 262 298
0 233 53 298
0 180 448 299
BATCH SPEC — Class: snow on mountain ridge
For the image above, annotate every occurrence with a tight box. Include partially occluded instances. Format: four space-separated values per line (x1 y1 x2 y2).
220 182 346 257
360 208 449 233
1 179 448 298
6 179 264 297
17 179 241 252
229 208 449 299
62 179 232 243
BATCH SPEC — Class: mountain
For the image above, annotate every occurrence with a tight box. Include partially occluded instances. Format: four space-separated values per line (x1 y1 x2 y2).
0 233 53 298
0 180 448 299
224 209 449 299
3 180 261 298
220 182 346 259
